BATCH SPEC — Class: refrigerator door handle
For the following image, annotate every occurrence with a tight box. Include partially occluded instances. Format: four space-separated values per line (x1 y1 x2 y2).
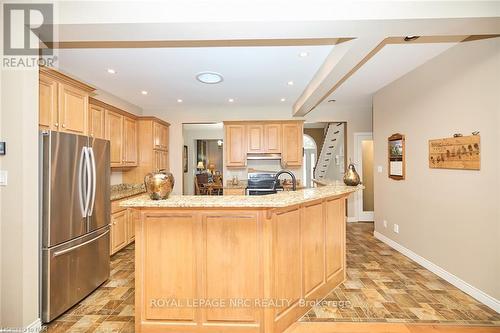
78 147 87 217
52 230 109 257
88 147 97 216
83 147 92 217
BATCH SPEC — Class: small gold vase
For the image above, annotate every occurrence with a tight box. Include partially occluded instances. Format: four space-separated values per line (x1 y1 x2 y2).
343 163 361 186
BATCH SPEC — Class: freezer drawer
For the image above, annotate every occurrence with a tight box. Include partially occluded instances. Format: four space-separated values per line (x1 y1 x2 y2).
41 227 110 323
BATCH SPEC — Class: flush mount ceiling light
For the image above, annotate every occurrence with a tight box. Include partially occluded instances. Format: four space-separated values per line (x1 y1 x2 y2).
328 99 336 103
228 98 234 103
196 72 224 84
404 36 420 42
299 51 309 57
141 90 148 95
280 98 286 102
287 81 294 86
106 68 116 74
177 99 183 103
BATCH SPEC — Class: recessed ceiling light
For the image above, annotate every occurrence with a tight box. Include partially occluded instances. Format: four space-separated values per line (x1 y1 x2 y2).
228 98 234 103
177 99 183 103
287 81 294 86
299 51 309 57
196 72 224 84
404 36 420 42
107 68 116 74
280 98 286 102
328 99 336 103
141 90 148 95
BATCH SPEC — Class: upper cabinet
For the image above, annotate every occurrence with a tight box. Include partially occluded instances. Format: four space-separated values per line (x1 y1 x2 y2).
281 122 303 167
247 124 265 153
264 123 282 153
89 104 105 139
224 121 302 168
153 122 169 151
225 123 247 167
105 109 124 167
123 117 138 166
39 67 95 134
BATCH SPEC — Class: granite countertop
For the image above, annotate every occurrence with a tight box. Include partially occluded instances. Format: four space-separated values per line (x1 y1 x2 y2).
120 184 361 209
111 183 146 201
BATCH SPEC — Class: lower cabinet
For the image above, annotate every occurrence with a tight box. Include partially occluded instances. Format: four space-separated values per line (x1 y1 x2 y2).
223 188 246 195
110 195 140 255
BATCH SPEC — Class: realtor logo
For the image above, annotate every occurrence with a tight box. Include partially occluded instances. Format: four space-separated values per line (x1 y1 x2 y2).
3 3 53 56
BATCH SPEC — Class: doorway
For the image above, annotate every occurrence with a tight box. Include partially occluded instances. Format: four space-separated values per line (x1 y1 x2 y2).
354 132 374 221
302 134 317 188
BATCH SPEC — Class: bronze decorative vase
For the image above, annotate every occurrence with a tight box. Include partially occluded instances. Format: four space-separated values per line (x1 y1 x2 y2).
343 163 361 186
144 170 175 200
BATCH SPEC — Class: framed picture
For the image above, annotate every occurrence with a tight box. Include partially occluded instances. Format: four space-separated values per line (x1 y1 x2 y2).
183 145 188 173
388 133 405 180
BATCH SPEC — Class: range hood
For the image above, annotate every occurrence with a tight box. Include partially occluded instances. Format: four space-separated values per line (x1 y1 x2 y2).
247 153 282 160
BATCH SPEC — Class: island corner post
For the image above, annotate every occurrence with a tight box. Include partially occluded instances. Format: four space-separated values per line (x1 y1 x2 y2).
125 189 355 333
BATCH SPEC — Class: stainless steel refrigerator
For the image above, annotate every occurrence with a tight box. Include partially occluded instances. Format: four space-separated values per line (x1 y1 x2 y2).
40 131 110 323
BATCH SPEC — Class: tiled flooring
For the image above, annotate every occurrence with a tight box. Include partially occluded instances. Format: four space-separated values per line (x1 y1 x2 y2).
45 245 135 333
301 223 500 325
46 223 500 332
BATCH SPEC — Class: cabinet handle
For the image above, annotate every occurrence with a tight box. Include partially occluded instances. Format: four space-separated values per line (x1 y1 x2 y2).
62 124 66 128
55 122 59 127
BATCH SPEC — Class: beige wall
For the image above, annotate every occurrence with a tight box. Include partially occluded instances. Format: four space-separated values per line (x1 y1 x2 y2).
373 38 500 300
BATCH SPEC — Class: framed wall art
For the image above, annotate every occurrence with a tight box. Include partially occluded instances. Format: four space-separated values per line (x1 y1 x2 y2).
388 133 405 180
429 135 480 170
183 145 188 173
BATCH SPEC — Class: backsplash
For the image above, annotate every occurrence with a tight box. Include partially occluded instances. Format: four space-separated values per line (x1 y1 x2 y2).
223 159 303 184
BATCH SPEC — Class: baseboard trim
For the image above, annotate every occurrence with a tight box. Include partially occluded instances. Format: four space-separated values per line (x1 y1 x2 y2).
0 319 42 333
374 231 500 313
346 216 358 223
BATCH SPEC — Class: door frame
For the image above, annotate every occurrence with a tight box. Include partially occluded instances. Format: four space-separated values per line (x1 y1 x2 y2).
353 132 374 222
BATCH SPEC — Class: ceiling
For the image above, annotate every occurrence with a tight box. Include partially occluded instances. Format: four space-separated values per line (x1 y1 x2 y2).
57 45 334 110
324 42 459 106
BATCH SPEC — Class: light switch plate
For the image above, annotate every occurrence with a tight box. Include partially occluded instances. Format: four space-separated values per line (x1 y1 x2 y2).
0 170 7 186
377 166 383 173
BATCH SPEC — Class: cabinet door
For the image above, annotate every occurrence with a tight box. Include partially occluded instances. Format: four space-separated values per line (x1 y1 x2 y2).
282 122 303 167
247 124 265 153
105 110 123 167
39 74 58 130
89 104 105 139
58 83 88 135
111 210 127 255
225 124 247 167
161 151 169 171
123 117 138 166
264 123 282 153
153 150 161 171
161 125 169 150
153 122 166 150
127 209 137 243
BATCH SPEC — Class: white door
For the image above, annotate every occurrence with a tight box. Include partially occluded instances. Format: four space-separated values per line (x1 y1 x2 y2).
354 132 374 221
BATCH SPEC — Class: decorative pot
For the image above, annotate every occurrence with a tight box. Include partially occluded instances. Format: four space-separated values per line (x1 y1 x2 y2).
343 163 361 186
144 170 175 200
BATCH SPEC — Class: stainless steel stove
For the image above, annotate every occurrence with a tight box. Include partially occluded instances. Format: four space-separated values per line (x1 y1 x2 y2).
246 172 281 195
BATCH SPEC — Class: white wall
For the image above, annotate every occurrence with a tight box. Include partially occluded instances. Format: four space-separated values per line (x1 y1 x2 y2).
373 38 500 302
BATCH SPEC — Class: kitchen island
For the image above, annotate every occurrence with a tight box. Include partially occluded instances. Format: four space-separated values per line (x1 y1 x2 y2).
121 185 360 333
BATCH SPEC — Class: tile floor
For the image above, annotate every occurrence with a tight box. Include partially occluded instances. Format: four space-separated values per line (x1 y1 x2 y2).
301 223 500 325
46 223 500 332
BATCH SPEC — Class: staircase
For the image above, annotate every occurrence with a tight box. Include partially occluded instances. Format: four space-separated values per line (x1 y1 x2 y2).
314 123 343 180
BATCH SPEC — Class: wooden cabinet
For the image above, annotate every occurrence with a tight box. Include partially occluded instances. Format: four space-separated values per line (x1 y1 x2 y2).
58 83 88 135
39 67 94 133
223 188 246 195
264 123 282 153
282 122 303 167
89 104 105 139
105 110 124 167
153 122 169 151
247 124 265 153
127 209 138 243
39 74 58 130
224 124 247 167
123 118 171 183
123 117 138 166
110 210 128 254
